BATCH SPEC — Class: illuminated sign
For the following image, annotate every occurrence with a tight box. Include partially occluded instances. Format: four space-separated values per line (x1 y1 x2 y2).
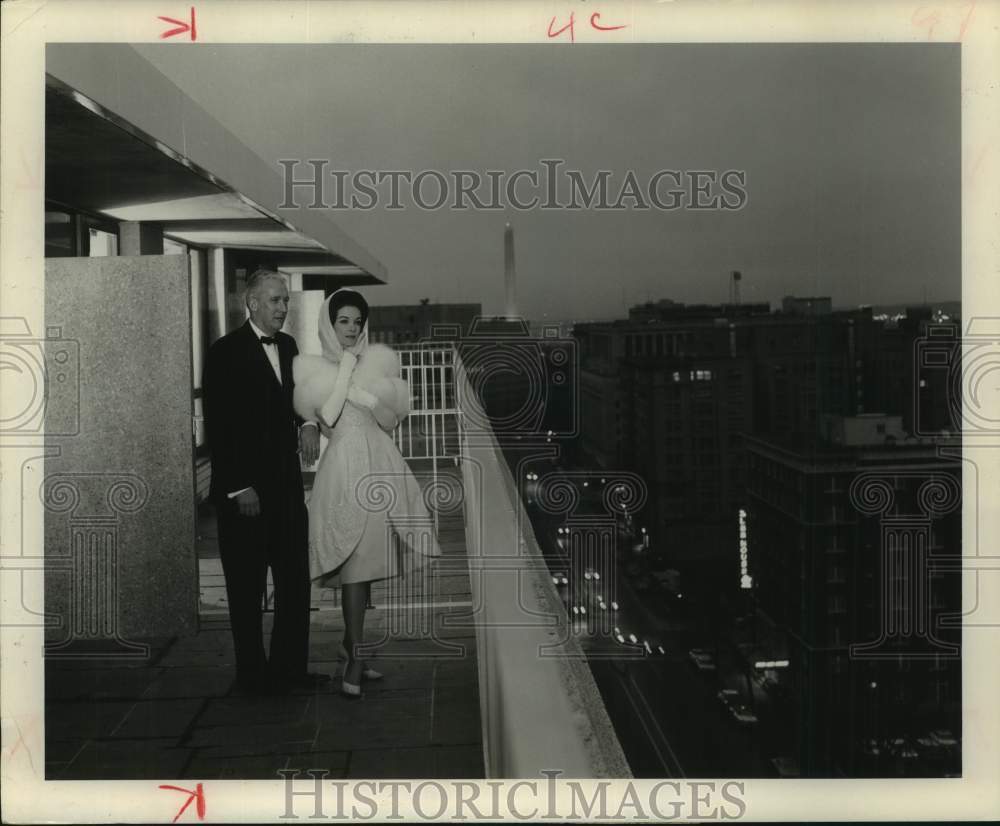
738 508 752 590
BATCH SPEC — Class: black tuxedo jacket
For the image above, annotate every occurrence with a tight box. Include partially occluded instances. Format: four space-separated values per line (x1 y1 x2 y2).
204 321 304 504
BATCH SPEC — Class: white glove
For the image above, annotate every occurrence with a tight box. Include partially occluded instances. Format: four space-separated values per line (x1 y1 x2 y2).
348 385 379 410
318 352 358 427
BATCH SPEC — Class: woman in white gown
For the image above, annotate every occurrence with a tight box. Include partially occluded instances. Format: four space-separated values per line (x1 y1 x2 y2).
293 289 441 697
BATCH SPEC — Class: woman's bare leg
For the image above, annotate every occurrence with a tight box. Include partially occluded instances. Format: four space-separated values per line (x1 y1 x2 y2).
341 581 367 686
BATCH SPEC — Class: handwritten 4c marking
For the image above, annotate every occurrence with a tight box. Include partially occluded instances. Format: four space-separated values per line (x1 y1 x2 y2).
278 159 749 212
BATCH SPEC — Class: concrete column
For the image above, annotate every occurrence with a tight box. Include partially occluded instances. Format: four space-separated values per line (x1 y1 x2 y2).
119 221 164 255
206 246 227 343
285 290 326 356
44 255 197 644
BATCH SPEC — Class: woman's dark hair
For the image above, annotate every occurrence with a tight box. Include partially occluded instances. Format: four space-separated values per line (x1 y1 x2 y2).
328 289 369 329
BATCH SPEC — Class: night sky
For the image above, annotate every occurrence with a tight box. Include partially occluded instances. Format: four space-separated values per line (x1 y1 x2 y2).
136 43 960 319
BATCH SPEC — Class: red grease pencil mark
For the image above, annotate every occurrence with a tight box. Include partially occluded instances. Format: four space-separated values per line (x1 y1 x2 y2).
548 12 576 42
911 0 976 41
158 7 197 40
547 11 628 42
159 783 206 823
589 12 627 31
911 6 942 39
958 0 977 40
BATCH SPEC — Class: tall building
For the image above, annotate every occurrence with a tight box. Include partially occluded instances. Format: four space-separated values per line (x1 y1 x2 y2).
745 419 961 777
745 309 875 439
573 299 960 578
575 301 856 518
576 322 629 468
621 354 753 542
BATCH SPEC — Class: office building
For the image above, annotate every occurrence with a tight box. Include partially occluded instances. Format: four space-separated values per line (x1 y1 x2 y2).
745 418 961 776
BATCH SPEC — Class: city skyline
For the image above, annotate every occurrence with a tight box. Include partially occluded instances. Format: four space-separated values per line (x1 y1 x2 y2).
134 43 960 318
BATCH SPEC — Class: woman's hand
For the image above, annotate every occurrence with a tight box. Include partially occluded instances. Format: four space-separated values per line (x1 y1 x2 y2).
318 353 356 427
347 385 379 409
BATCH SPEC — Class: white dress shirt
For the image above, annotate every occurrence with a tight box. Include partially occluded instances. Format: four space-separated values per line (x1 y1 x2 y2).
249 319 282 384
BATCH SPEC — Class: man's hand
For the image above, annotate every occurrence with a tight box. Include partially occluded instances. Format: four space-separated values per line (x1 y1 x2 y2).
300 424 321 465
234 488 261 517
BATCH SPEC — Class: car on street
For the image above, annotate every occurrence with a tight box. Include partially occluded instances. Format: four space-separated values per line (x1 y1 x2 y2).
730 703 758 725
688 648 716 672
717 688 739 708
929 729 958 748
716 688 757 724
886 737 918 759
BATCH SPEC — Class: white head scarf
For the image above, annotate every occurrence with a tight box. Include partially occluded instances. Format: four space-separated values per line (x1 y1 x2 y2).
319 288 369 363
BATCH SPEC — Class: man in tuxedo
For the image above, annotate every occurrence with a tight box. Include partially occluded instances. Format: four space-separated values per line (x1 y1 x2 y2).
203 269 327 694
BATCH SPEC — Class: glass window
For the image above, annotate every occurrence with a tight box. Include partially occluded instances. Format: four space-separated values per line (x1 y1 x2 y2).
45 209 77 257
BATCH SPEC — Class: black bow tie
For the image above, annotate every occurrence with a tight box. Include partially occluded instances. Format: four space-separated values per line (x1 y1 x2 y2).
259 336 278 346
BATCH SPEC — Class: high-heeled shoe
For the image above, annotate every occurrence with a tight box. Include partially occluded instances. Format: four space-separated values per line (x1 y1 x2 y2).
340 676 363 699
337 643 383 681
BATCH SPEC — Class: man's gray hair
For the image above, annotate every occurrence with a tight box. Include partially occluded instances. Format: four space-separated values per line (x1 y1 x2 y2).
245 268 287 307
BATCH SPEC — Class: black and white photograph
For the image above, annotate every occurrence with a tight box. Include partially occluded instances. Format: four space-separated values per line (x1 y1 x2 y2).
2 1 999 823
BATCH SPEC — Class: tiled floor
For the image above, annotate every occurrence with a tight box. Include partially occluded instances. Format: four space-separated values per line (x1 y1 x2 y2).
46 468 485 781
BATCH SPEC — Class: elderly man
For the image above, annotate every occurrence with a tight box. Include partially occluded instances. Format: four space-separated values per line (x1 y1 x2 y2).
203 269 326 694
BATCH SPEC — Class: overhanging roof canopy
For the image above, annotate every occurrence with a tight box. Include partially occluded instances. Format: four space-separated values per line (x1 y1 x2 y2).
45 45 387 284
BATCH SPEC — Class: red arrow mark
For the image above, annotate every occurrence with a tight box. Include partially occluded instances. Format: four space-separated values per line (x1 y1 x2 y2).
158 783 206 823
158 7 197 40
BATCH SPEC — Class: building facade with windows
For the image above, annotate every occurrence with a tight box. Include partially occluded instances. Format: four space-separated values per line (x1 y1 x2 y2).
745 422 961 777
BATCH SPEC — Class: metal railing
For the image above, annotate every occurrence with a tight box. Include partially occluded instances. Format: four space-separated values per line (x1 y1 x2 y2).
395 344 462 477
